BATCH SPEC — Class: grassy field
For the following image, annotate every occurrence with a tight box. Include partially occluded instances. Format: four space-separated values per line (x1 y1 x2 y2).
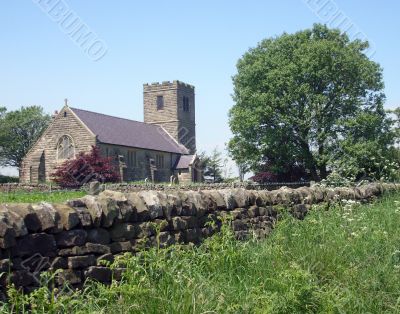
2 191 400 313
0 190 86 204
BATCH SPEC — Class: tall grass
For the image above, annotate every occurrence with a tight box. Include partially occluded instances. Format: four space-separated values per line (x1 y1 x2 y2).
0 191 86 204
2 192 400 313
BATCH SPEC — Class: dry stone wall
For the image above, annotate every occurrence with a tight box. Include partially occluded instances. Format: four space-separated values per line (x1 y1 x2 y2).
0 183 398 295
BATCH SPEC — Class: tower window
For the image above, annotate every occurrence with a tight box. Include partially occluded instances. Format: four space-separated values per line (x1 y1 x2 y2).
183 96 190 112
157 95 164 110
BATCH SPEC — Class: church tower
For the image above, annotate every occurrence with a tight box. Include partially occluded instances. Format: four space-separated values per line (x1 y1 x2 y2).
143 80 196 153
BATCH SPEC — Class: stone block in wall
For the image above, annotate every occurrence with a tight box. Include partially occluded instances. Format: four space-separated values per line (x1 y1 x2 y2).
96 253 114 266
108 241 134 254
296 187 313 204
126 193 148 221
156 231 176 248
233 189 251 208
56 230 87 248
171 216 197 231
102 190 136 223
53 204 80 230
85 243 110 255
9 270 35 287
67 199 86 208
80 195 103 227
291 204 311 220
87 228 110 245
0 258 11 272
182 228 202 244
50 257 68 270
254 191 272 207
56 269 82 285
137 191 164 220
98 194 120 228
247 205 260 218
359 184 381 199
134 222 157 238
68 255 96 269
2 204 40 233
84 266 112 283
310 187 325 203
206 190 226 209
74 208 93 227
219 190 238 210
0 210 18 249
201 225 218 238
31 203 61 232
174 191 196 216
109 223 140 241
186 191 208 217
232 219 248 231
16 233 56 257
58 243 110 257
197 213 219 228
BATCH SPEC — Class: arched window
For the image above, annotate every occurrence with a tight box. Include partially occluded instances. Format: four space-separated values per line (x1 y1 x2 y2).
57 135 75 160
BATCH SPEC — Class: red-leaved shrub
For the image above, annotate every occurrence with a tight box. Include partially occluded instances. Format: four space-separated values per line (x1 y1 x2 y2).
52 146 120 188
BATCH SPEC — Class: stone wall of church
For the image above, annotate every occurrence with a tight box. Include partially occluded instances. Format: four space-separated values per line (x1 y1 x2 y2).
20 107 96 184
98 144 181 183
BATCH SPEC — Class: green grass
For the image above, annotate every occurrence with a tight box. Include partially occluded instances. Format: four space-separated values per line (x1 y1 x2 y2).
0 190 86 204
2 192 400 313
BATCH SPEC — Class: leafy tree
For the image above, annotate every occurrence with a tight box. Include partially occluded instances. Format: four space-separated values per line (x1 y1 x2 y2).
229 24 395 181
52 146 120 188
0 107 6 119
0 106 50 168
199 148 224 183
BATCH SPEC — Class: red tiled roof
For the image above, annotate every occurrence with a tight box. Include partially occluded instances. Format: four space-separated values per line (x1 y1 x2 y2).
71 107 188 154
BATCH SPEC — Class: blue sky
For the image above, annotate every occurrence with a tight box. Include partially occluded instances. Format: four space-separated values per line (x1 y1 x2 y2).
1 1 399 176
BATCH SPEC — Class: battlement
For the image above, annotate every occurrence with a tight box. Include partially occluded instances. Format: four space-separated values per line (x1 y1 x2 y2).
143 80 195 90
143 79 196 153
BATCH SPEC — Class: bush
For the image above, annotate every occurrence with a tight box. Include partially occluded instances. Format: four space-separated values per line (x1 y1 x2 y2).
0 175 19 183
52 146 120 188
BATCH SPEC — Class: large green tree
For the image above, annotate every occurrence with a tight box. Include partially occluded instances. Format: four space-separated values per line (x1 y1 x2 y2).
229 24 396 180
0 106 50 168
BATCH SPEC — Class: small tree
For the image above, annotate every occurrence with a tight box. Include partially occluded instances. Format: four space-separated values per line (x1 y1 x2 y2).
52 146 120 188
199 148 224 183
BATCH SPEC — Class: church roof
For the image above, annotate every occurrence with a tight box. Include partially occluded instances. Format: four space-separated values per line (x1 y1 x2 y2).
174 154 196 169
70 107 189 154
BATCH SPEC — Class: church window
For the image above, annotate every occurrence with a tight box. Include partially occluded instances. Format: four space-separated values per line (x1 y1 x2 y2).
156 154 164 169
183 96 190 112
128 150 137 167
157 96 164 110
57 135 75 160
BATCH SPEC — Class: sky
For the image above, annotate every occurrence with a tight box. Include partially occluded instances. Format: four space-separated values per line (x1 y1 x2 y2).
1 0 399 176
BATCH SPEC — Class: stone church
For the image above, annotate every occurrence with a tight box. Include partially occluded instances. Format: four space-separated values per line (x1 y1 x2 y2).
20 80 202 184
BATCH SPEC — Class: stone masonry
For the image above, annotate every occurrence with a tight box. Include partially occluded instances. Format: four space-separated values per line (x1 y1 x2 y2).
20 107 96 184
0 183 398 294
143 81 196 154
